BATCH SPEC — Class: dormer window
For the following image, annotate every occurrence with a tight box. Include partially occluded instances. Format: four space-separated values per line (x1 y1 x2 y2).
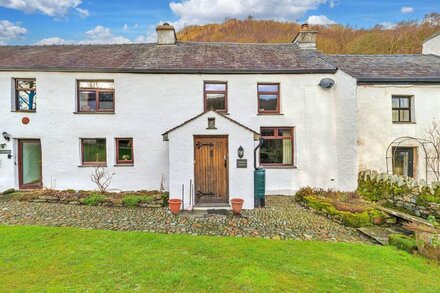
15 79 36 112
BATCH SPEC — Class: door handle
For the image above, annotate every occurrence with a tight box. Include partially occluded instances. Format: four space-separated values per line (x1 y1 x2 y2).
224 155 227 168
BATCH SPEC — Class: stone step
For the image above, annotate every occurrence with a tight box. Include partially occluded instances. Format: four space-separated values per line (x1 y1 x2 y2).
377 206 433 227
358 226 403 245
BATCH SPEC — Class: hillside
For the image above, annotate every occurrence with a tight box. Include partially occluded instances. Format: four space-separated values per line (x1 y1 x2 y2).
177 15 440 54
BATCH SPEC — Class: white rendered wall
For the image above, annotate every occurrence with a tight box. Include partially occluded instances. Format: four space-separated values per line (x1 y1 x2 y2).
0 71 356 195
357 84 440 181
423 34 440 56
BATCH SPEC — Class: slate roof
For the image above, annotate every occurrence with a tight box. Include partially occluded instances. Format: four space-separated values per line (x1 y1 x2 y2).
162 110 260 138
324 54 440 83
0 42 336 74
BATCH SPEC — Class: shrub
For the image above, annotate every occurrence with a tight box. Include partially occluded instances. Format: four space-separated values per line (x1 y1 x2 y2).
122 195 153 207
389 234 417 254
2 188 15 195
81 194 105 206
64 189 76 194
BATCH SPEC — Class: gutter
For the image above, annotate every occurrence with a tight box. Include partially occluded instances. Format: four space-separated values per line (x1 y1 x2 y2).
0 67 337 75
357 77 440 85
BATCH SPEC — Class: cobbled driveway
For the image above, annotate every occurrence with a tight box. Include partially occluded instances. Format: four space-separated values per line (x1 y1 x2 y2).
0 195 371 243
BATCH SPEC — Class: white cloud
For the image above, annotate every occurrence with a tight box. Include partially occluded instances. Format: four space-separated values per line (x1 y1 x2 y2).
76 7 89 18
401 6 414 14
123 24 129 31
169 0 330 29
35 25 131 45
306 15 336 25
35 37 71 45
0 0 86 17
378 22 396 30
0 20 26 43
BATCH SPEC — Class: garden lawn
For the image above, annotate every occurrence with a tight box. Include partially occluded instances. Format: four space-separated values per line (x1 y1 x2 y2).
0 225 439 292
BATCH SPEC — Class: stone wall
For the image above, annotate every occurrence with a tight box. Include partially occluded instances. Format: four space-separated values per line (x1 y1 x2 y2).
358 170 440 219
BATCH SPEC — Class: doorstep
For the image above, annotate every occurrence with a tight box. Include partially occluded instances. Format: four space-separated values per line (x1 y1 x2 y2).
193 204 231 211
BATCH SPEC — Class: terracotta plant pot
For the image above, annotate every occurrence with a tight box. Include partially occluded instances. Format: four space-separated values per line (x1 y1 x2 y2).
230 198 244 215
168 199 182 215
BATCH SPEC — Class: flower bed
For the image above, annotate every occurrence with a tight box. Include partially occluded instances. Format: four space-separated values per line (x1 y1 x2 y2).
295 187 388 228
2 189 168 208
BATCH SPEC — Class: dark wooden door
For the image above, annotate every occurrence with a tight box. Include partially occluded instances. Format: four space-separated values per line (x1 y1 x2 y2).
194 136 228 204
18 139 42 189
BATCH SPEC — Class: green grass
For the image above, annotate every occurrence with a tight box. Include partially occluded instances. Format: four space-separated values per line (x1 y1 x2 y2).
0 226 439 292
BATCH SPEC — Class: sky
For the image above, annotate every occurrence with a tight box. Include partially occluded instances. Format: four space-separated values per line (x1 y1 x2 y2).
0 0 438 45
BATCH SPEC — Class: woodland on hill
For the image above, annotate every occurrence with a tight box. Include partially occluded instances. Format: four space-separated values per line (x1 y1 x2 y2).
177 13 440 54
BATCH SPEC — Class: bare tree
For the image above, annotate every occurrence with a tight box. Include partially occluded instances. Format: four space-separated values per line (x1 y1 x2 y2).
425 120 440 182
90 166 115 193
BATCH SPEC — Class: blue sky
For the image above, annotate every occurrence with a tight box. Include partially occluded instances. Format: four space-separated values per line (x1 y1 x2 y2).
0 0 438 45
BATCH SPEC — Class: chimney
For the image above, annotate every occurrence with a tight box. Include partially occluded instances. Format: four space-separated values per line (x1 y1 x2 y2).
156 22 176 45
292 23 317 50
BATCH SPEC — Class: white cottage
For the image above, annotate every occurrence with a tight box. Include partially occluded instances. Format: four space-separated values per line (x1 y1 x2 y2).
0 24 439 209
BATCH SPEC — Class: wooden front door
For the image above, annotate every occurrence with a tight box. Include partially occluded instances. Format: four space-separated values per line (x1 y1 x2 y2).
18 139 42 189
194 136 228 204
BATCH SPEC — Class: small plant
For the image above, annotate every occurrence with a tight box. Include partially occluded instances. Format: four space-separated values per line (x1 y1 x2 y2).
122 195 153 207
2 188 15 195
90 166 115 193
389 234 417 254
64 189 76 194
81 193 105 206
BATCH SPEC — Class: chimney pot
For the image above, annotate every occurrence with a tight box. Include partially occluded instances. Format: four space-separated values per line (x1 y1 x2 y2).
156 23 176 45
301 23 309 31
292 24 317 50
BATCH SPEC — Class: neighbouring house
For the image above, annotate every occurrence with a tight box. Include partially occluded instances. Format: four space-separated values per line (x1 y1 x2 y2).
0 23 439 210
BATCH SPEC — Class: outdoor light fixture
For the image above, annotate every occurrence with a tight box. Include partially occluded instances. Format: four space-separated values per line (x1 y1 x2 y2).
2 132 10 141
238 146 244 158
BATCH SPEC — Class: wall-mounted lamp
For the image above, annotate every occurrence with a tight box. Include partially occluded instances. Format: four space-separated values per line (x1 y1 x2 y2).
238 146 244 158
2 132 11 141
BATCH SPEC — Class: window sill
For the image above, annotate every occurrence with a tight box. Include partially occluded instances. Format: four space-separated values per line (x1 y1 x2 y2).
261 165 297 169
78 164 107 168
257 113 284 116
73 112 115 114
114 164 134 167
392 122 416 124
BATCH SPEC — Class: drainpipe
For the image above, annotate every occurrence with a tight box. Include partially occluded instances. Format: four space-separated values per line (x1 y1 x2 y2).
254 138 264 170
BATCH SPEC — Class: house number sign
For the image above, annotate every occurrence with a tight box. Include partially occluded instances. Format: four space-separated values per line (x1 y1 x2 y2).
236 159 247 168
0 149 11 155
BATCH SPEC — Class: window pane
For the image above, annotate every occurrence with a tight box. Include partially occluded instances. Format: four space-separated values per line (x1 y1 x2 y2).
118 139 133 162
258 84 279 92
17 80 36 89
259 94 278 111
392 110 399 122
278 128 292 137
261 128 275 137
99 92 114 110
400 98 410 108
392 97 400 108
17 90 37 111
79 91 97 111
79 81 114 89
83 139 106 163
400 110 410 122
206 93 225 111
259 139 293 165
205 83 226 91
